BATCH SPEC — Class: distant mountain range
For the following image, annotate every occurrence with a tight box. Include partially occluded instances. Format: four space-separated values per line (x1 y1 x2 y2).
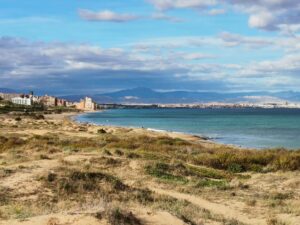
60 87 300 104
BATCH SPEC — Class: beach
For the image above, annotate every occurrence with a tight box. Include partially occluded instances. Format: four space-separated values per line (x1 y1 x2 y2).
0 112 300 225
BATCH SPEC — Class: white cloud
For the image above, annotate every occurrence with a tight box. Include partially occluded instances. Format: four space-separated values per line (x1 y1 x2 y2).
78 9 139 22
235 54 300 80
225 0 300 32
248 11 275 30
148 0 217 10
1 35 300 93
218 32 274 48
148 0 300 33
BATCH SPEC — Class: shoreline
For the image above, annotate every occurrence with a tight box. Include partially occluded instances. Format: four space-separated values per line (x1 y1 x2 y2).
71 110 300 150
70 111 250 150
59 111 219 146
3 110 293 150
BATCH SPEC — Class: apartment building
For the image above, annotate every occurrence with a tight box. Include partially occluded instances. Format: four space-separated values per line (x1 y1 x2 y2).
76 97 96 111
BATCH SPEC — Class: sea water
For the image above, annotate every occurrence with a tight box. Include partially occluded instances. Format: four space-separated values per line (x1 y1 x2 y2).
75 108 300 149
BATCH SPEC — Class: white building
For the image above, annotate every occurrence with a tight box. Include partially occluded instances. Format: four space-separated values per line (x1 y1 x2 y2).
84 97 96 111
11 97 33 106
75 97 96 111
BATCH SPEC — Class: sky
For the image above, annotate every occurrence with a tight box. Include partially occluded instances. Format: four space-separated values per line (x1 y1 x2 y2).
0 0 300 95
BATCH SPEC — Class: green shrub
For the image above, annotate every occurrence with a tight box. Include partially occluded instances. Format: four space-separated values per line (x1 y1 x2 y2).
146 163 188 184
227 163 245 173
195 178 228 189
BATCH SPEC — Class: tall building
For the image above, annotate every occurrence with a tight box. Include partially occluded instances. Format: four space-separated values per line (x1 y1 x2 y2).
76 97 96 111
57 99 67 107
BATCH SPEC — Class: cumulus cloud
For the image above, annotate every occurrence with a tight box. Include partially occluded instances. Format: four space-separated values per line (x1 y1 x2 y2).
1 35 300 94
0 37 229 94
148 0 300 33
78 9 139 22
224 0 300 32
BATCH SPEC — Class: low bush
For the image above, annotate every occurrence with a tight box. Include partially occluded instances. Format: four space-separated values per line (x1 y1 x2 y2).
134 188 154 204
45 169 128 199
193 149 300 172
97 128 107 134
15 117 22 122
115 149 124 156
108 208 142 225
126 152 140 159
0 136 26 153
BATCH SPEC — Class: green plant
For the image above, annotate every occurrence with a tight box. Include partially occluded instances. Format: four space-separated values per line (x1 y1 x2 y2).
145 162 188 184
195 178 228 189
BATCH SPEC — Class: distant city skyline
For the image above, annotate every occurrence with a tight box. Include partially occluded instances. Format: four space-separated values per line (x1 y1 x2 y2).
0 0 299 94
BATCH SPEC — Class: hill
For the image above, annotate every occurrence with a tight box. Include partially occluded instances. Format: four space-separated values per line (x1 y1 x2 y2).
61 87 300 104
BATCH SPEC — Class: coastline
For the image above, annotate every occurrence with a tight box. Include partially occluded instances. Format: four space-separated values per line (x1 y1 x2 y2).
0 110 222 149
1 111 300 225
71 109 300 150
70 111 245 150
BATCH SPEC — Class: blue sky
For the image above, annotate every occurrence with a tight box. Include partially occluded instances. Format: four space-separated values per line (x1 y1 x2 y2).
0 0 299 94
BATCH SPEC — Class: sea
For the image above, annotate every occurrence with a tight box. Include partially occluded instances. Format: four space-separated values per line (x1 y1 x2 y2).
75 108 300 149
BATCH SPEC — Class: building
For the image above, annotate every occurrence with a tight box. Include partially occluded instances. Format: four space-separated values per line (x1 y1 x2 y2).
40 95 58 107
66 101 75 108
0 93 21 101
11 96 33 106
84 97 96 111
76 97 96 111
57 99 67 107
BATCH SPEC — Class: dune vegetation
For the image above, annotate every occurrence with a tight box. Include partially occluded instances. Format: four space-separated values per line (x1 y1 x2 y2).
0 113 299 225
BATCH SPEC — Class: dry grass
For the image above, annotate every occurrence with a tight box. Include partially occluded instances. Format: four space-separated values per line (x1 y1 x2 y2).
1 131 299 171
44 168 129 201
0 114 299 225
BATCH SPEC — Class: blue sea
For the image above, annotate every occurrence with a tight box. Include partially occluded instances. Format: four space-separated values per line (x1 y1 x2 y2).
75 108 300 149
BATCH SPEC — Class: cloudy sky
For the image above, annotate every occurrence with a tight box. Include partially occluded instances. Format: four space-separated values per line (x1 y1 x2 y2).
0 0 300 94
